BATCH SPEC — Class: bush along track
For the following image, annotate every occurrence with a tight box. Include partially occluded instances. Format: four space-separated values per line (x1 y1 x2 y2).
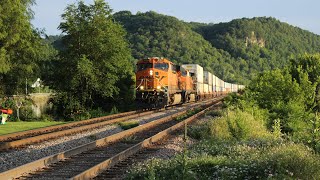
126 108 320 179
119 121 139 130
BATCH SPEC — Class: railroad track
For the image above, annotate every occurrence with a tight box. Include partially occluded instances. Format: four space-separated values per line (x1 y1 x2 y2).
0 110 156 151
0 98 215 151
94 134 177 180
0 98 222 179
0 110 138 142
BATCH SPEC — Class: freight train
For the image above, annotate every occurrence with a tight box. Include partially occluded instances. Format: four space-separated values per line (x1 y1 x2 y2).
135 57 244 109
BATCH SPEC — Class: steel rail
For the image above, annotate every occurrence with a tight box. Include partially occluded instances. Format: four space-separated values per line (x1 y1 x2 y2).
0 110 138 142
72 101 218 180
0 110 155 150
0 97 219 150
0 99 219 179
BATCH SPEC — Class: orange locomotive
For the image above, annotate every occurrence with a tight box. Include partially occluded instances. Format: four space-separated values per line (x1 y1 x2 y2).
135 57 196 108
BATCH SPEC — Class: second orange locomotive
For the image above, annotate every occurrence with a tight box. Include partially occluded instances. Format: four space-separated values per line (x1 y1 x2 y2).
135 57 245 109
135 57 196 108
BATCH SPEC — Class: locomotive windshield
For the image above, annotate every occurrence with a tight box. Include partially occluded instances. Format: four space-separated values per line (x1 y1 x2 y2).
181 67 187 76
154 63 169 71
137 63 152 71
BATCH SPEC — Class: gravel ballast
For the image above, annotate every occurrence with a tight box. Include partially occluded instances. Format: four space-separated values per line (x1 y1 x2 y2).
0 103 204 172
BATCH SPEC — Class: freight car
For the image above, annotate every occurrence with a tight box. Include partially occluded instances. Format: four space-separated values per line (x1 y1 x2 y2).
135 57 244 109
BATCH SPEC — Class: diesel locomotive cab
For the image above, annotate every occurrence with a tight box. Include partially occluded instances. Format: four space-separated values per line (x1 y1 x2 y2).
135 57 245 109
135 57 170 108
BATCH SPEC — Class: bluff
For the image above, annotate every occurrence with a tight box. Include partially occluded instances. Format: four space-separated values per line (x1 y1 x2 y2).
114 13 320 84
191 17 320 78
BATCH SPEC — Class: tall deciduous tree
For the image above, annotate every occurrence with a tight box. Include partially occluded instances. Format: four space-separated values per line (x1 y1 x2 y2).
57 0 134 114
290 54 320 111
0 0 50 95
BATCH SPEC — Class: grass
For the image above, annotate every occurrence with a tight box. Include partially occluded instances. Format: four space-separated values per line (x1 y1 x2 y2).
121 135 138 143
212 109 273 141
205 110 222 117
119 120 139 130
87 134 98 141
0 121 66 135
175 108 202 121
126 109 320 179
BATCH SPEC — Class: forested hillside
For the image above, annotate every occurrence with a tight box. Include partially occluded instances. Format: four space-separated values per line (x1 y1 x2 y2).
41 10 320 118
191 17 320 78
113 12 320 84
113 11 244 84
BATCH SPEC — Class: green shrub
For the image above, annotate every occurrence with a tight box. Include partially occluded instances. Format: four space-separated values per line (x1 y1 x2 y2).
38 114 55 122
188 143 320 179
216 109 273 141
205 110 222 117
4 98 38 121
121 135 138 143
272 119 282 139
223 92 243 109
119 121 139 130
110 106 119 114
127 140 320 179
70 111 91 121
176 108 202 121
52 92 84 121
260 143 320 179
89 108 108 118
126 156 197 180
19 103 38 121
209 117 233 140
126 108 320 179
187 123 210 140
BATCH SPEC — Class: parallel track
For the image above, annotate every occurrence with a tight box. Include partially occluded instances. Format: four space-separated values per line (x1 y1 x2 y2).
0 111 137 142
95 103 222 180
0 110 155 150
0 98 215 151
18 116 178 179
94 135 175 180
0 97 223 179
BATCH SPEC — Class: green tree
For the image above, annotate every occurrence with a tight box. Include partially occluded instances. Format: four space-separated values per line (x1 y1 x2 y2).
0 0 50 95
192 17 320 83
56 0 134 116
290 54 320 111
114 11 246 84
243 54 320 149
247 69 312 133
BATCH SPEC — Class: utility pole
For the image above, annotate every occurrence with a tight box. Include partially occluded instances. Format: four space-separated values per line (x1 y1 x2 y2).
16 101 22 121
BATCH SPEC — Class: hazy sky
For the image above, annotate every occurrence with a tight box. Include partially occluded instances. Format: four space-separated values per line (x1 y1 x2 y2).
31 0 320 35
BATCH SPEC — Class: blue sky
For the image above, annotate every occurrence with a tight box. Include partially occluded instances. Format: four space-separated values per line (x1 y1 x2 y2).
31 0 320 35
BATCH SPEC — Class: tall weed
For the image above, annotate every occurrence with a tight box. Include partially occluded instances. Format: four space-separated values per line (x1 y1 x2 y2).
212 109 274 141
126 109 320 179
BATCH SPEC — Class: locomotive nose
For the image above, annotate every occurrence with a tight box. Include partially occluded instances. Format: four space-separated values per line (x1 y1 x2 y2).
136 70 159 91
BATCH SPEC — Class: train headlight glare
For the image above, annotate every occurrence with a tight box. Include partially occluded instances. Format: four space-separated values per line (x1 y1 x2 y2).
140 86 144 90
157 85 161 89
149 70 153 76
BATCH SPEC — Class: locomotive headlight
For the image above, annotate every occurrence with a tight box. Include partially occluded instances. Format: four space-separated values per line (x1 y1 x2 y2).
140 86 144 90
157 85 161 89
149 70 153 76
